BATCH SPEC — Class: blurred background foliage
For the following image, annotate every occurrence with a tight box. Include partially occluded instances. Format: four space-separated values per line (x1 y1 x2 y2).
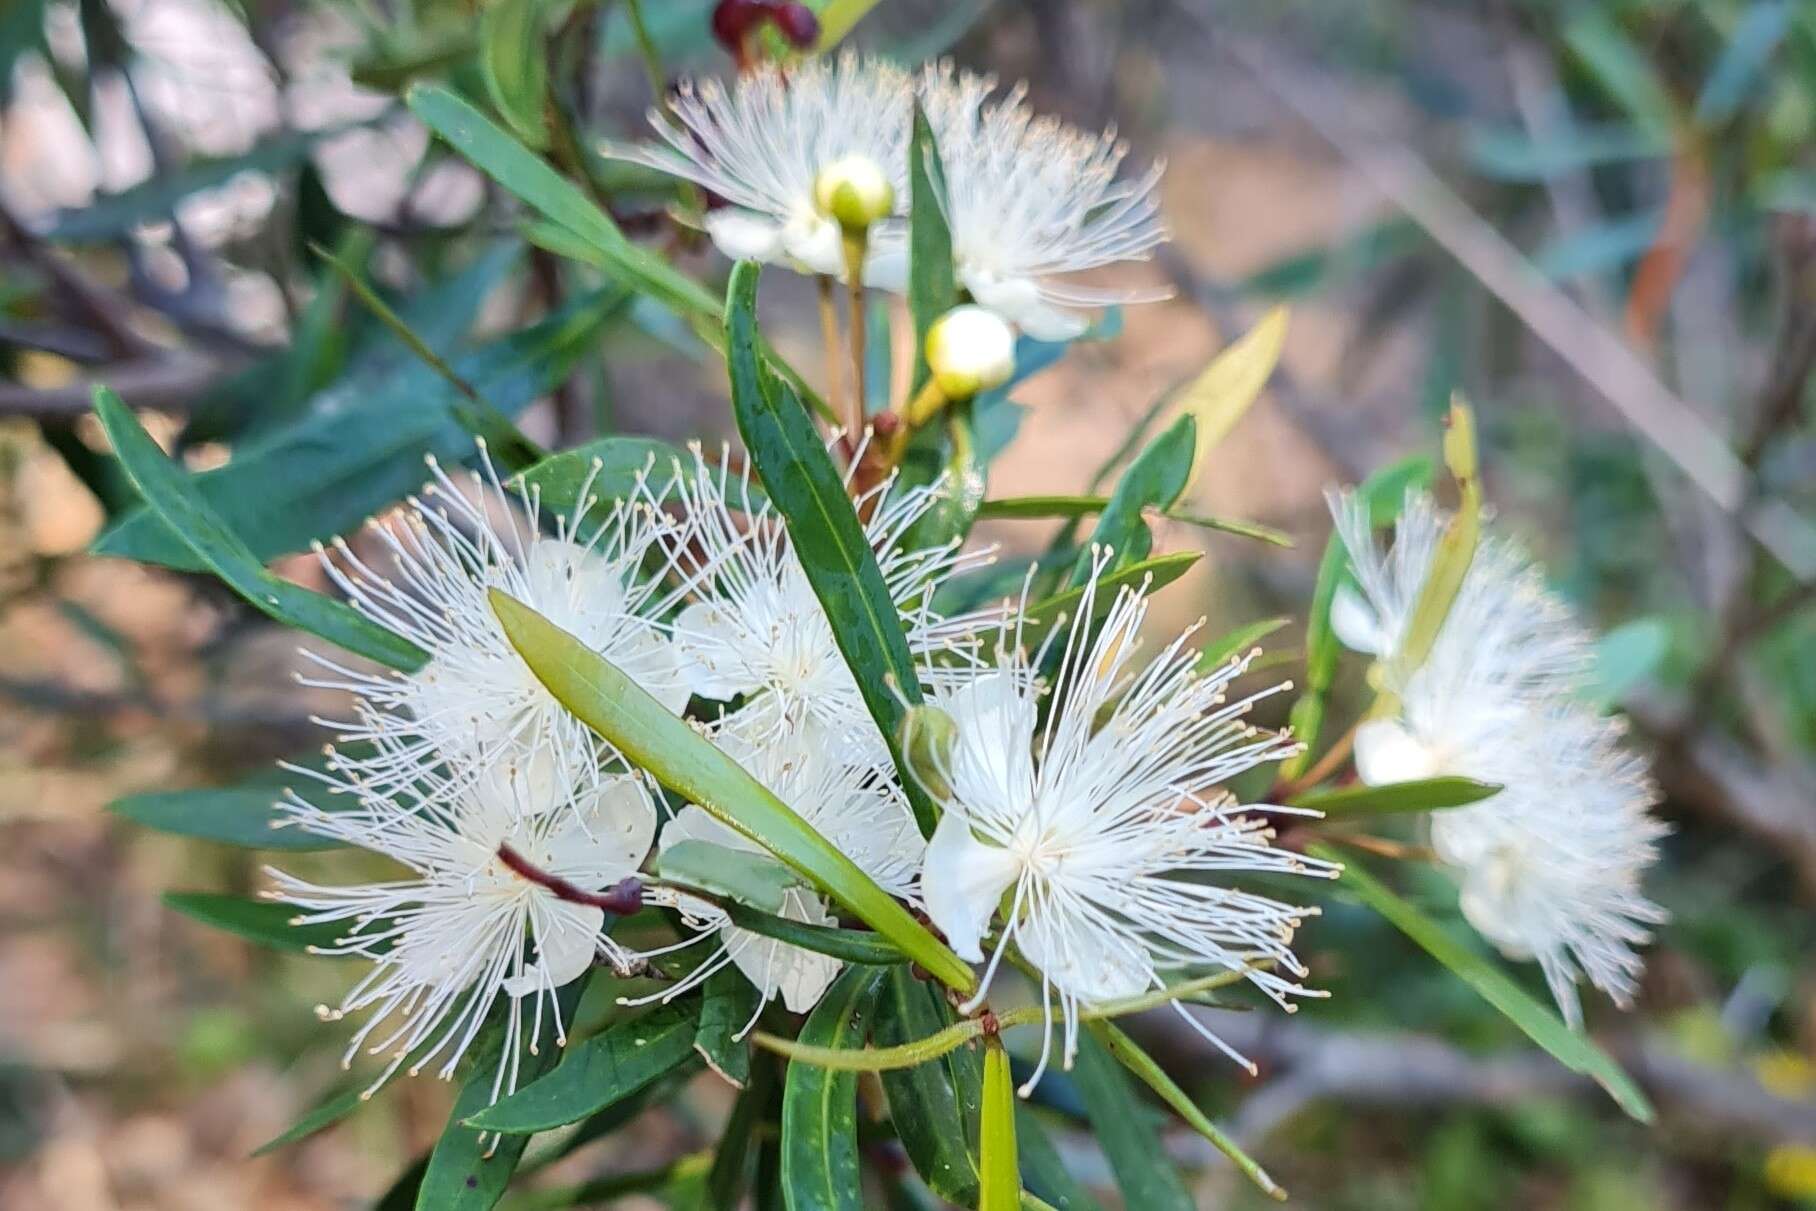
0 0 1813 1208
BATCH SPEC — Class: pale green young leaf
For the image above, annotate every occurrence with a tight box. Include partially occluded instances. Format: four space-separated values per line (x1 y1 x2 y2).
979 1039 1021 1211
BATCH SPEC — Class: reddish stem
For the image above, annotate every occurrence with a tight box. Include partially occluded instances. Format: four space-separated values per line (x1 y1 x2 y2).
496 843 644 915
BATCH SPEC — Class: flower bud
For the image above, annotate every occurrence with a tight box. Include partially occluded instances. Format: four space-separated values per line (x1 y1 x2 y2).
812 154 895 233
925 305 1016 399
770 2 819 47
899 704 958 802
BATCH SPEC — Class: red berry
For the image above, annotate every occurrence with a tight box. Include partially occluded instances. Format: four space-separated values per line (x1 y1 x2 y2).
710 0 765 51
769 2 819 47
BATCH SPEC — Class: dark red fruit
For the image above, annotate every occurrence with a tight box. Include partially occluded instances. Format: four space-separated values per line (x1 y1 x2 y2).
769 2 820 47
710 0 765 51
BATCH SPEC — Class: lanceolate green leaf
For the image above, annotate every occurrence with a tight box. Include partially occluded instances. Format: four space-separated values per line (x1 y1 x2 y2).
705 1059 772 1207
724 261 939 837
977 495 1289 546
1020 552 1201 647
510 436 692 520
92 389 427 672
695 966 760 1088
1070 413 1195 584
659 839 802 913
907 103 957 394
164 892 348 954
407 84 720 323
1170 306 1289 495
780 966 885 1211
109 766 348 851
1086 1020 1286 1201
722 902 906 965
1014 1107 1102 1211
979 1039 1021 1211
1313 845 1654 1122
877 966 982 1205
253 1083 368 1156
1196 617 1290 674
489 589 976 994
479 0 549 149
417 981 588 1210
1069 1032 1193 1211
467 1001 700 1133
1288 776 1502 816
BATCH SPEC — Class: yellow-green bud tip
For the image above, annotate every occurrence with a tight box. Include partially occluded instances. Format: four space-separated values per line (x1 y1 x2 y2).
925 305 1016 399
812 154 895 232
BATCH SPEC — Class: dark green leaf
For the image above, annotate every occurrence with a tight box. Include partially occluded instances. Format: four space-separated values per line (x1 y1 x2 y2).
1070 414 1195 584
253 1083 368 1156
780 967 885 1211
877 967 982 1206
1020 552 1201 647
1015 1107 1101 1211
91 388 427 671
511 436 692 521
110 783 341 851
164 892 347 953
725 261 938 837
416 981 588 1210
479 0 549 148
467 1001 700 1133
1563 10 1677 136
723 903 905 966
660 839 802 913
1288 776 1502 816
907 103 957 393
0 0 47 110
695 966 760 1088
1313 846 1654 1122
96 290 617 571
704 1057 773 1208
1069 1033 1192 1211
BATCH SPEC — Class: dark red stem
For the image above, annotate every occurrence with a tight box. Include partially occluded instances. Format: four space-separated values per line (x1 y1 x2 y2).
497 843 644 915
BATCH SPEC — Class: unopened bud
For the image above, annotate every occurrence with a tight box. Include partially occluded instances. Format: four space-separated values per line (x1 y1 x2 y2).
899 704 958 802
770 2 819 47
813 154 895 232
925 305 1016 399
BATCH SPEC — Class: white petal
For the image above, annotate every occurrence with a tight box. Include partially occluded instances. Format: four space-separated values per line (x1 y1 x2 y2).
608 623 691 715
1353 719 1442 786
862 237 908 292
1329 583 1388 656
781 213 844 277
1016 908 1154 1005
548 777 657 885
724 890 844 1013
705 210 786 263
672 601 759 701
920 811 1018 963
659 802 755 856
967 271 1086 341
516 900 606 994
940 670 1038 811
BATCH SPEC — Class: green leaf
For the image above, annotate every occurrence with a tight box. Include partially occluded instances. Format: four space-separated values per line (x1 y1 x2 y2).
1534 211 1663 281
894 408 987 553
877 967 982 1205
417 981 587 1210
479 0 549 148
704 1059 772 1208
1197 617 1290 673
1071 414 1195 584
1587 617 1671 708
91 389 428 672
489 589 975 994
1069 1032 1193 1211
724 261 938 837
96 287 616 570
780 967 885 1211
407 84 720 323
723 902 905 966
1695 2 1792 126
109 779 344 851
1014 1107 1101 1211
1463 123 1664 182
1020 552 1201 647
164 892 347 953
1389 400 1480 688
695 966 760 1089
1086 1020 1285 1200
1564 10 1678 137
979 1040 1021 1211
660 839 803 913
907 103 957 394
467 1001 700 1133
511 436 692 520
1288 776 1502 816
253 1083 368 1156
976 495 1289 546
1170 307 1289 495
49 131 327 242
1312 845 1655 1122
0 0 47 110
813 0 883 49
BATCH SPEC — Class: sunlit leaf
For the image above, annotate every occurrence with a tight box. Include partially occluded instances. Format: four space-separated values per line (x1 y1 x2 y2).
1288 776 1502 816
979 1039 1021 1211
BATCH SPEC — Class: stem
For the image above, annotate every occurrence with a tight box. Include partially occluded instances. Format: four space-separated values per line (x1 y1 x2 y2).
817 274 846 429
902 378 948 428
1279 721 1358 797
622 0 667 111
843 233 868 432
496 843 644 914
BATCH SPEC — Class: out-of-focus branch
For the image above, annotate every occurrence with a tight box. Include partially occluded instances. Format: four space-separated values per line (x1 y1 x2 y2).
1183 16 1816 582
0 354 226 418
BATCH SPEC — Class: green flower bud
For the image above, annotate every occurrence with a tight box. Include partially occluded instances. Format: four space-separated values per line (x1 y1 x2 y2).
812 154 895 232
925 305 1016 399
899 703 958 802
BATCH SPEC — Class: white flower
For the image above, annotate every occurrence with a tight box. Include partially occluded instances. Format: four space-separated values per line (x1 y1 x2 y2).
639 719 924 1022
610 53 913 282
1330 488 1668 1026
917 64 1170 340
307 446 690 814
665 443 994 760
918 560 1333 1090
267 750 656 1101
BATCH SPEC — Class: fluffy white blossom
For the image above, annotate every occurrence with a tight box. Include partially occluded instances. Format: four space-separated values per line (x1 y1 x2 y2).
918 560 1332 1089
639 719 924 1022
268 748 656 1101
916 64 1169 340
611 53 913 281
1330 489 1668 1026
307 447 691 814
665 443 994 758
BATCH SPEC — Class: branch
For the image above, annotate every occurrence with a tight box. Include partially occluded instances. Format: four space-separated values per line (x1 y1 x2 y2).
0 354 227 418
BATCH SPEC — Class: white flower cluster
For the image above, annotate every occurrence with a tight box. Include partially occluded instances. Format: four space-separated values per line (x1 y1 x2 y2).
267 442 1329 1102
612 52 1169 340
1328 489 1669 1027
